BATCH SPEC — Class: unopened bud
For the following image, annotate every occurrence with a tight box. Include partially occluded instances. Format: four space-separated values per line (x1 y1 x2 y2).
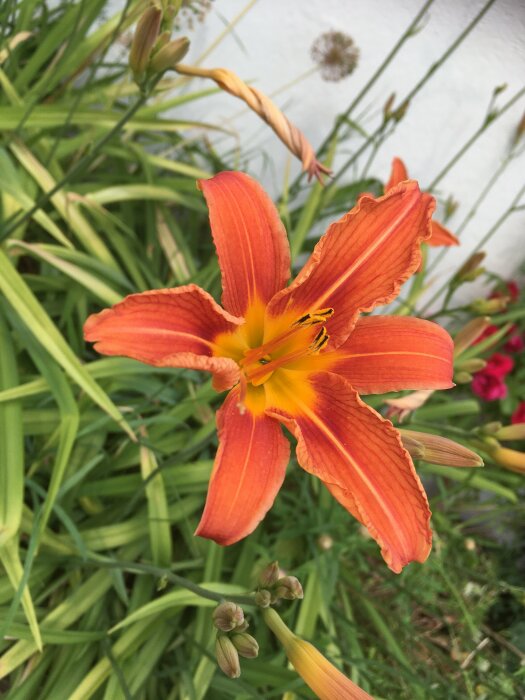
129 7 162 78
470 297 510 315
453 317 491 358
454 371 473 384
479 421 502 435
215 634 241 678
231 632 259 659
400 430 483 467
455 358 487 373
150 36 190 73
383 92 396 121
444 196 459 220
400 432 425 460
494 423 525 441
213 602 244 632
488 446 525 474
392 99 409 122
259 561 280 588
453 252 486 284
274 576 304 601
513 111 525 145
254 589 272 608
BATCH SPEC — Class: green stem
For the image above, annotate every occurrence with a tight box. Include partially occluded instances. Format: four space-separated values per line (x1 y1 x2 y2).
288 0 436 196
329 0 498 189
82 556 255 606
262 607 294 646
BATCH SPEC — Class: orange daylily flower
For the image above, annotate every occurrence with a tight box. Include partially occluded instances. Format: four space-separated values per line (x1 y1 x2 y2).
84 171 454 573
385 157 459 247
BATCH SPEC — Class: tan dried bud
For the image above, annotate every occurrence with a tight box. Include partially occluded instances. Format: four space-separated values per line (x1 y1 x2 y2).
259 561 281 588
514 111 525 145
215 634 241 678
231 632 259 659
454 252 486 284
400 430 483 467
494 423 525 441
274 576 304 601
392 100 409 122
212 602 244 632
455 358 487 373
454 371 473 384
254 589 272 608
174 63 331 182
150 36 190 73
129 6 162 77
453 317 491 358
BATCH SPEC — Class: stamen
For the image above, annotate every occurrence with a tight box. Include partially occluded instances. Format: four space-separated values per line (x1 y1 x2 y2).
293 307 334 327
310 327 329 352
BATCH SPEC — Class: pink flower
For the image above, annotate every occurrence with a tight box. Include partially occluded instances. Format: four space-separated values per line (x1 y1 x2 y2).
484 353 514 378
511 402 525 425
489 280 520 303
504 334 525 353
471 372 507 401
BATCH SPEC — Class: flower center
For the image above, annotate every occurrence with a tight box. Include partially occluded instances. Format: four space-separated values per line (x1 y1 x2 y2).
239 308 333 387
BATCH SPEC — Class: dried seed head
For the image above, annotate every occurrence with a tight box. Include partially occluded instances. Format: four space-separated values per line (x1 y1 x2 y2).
311 30 359 82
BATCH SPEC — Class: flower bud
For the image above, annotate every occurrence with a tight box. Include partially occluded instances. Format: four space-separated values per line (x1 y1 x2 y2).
231 632 259 659
455 358 487 373
129 6 162 78
469 297 510 315
150 36 190 73
259 561 280 588
513 111 525 145
494 423 525 441
254 589 272 608
454 370 472 384
215 634 241 678
383 92 396 121
400 430 483 467
274 576 304 601
479 421 502 435
212 602 244 632
453 252 486 284
487 446 525 474
392 99 409 122
453 317 492 358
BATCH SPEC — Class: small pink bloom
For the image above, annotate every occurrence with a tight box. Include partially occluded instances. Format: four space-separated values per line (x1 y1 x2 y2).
471 372 507 401
511 402 525 425
489 280 520 303
504 334 525 353
484 353 514 378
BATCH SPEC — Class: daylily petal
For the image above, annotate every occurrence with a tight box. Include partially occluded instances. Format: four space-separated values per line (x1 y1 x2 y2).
267 372 431 573
428 219 460 247
195 387 290 545
84 285 242 391
198 171 291 317
267 181 434 347
331 315 454 394
385 156 408 191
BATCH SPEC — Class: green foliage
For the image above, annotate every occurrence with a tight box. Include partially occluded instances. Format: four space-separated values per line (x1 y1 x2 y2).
0 1 523 699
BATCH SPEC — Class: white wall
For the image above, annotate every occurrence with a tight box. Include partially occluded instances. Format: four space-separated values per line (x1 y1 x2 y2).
178 0 525 310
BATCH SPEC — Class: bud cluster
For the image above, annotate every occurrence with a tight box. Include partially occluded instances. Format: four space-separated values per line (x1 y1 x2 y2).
129 5 190 88
254 561 304 608
213 602 259 679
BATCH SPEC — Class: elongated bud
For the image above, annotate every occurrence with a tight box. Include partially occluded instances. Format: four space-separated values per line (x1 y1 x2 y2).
470 297 510 315
383 92 396 121
478 421 502 435
399 432 425 460
129 6 162 78
274 576 304 601
150 37 190 73
455 358 487 373
453 317 491 358
400 430 483 467
513 111 525 145
494 423 525 441
392 99 409 122
231 632 259 659
213 602 244 632
488 446 525 474
444 195 459 219
263 608 373 700
215 634 241 678
454 370 472 384
259 561 281 588
453 252 486 284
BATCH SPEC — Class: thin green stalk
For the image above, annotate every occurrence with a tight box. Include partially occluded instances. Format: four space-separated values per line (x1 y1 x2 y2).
329 0 497 189
288 0 436 196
